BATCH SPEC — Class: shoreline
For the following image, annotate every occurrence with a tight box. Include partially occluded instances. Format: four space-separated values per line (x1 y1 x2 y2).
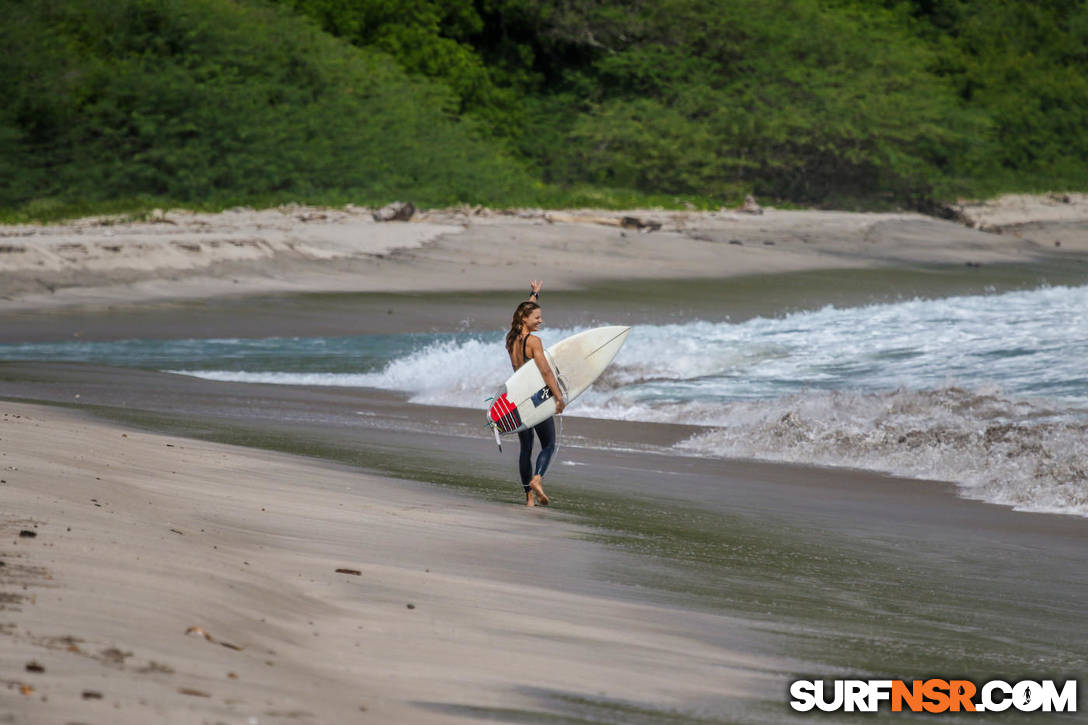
5 361 1088 535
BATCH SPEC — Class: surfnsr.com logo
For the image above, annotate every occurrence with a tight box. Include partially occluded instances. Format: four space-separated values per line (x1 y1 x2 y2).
789 679 1077 713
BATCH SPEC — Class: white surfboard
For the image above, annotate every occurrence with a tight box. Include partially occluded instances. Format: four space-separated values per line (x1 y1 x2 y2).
487 325 630 437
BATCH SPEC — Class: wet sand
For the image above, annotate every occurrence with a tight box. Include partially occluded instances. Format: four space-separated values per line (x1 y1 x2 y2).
2 364 1086 723
0 399 782 724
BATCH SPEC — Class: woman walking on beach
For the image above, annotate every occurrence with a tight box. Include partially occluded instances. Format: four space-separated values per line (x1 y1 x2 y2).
506 280 565 506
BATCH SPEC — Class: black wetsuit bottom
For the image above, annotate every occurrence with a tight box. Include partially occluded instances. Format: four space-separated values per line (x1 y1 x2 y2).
517 417 556 492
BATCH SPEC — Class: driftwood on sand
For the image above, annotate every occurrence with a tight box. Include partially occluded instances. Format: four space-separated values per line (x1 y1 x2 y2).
544 213 662 232
373 201 416 222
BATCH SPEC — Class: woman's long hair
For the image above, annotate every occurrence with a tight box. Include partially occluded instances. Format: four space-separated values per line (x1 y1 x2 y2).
506 301 540 353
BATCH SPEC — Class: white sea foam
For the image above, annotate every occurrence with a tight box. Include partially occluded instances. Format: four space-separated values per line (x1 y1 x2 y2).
167 370 380 386
673 387 1088 517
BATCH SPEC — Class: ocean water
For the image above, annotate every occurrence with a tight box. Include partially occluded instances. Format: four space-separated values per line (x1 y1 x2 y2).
4 284 1086 516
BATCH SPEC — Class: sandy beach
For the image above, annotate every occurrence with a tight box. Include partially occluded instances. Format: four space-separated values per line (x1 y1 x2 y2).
2 399 789 724
3 196 1088 723
3 366 1086 723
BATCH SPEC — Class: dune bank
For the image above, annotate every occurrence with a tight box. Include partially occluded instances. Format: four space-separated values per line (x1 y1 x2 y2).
3 195 1087 311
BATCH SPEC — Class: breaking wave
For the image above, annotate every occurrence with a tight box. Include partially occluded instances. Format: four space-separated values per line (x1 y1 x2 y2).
672 387 1088 517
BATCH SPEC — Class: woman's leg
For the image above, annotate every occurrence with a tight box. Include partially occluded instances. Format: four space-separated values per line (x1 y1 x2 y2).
517 428 535 504
528 418 556 505
533 418 557 479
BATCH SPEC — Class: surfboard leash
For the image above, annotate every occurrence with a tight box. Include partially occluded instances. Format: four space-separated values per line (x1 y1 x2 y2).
554 411 562 469
484 395 503 453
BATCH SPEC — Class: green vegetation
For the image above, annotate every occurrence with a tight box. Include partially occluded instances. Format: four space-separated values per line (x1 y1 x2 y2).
3 0 1086 220
0 0 535 217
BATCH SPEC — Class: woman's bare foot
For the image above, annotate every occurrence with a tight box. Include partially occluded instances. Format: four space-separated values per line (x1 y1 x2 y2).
529 475 549 506
525 489 536 507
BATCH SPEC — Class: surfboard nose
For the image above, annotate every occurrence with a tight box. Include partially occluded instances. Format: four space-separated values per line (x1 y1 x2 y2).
587 326 631 361
607 326 631 344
